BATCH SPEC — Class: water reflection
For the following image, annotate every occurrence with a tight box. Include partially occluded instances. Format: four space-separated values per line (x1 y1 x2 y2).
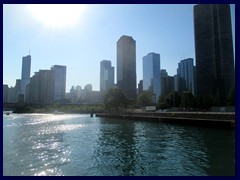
3 114 86 176
3 114 235 176
94 118 234 176
95 118 138 175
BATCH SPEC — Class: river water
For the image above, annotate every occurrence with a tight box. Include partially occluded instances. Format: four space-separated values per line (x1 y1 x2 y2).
3 113 235 176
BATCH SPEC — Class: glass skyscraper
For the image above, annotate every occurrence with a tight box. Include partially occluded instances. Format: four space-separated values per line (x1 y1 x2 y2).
21 55 31 100
100 60 114 94
117 35 136 99
194 4 234 104
177 58 195 95
143 52 161 103
51 65 66 102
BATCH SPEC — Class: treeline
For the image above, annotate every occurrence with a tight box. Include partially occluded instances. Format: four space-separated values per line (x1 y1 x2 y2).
13 104 105 114
103 86 235 111
13 85 234 113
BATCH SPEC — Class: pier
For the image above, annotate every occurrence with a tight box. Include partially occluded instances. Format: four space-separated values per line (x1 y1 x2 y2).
95 112 235 129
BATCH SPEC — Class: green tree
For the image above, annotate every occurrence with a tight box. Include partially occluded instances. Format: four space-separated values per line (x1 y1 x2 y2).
180 91 194 109
157 91 180 109
104 88 130 110
137 91 154 107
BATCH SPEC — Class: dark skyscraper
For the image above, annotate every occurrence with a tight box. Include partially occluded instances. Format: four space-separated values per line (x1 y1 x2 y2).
117 35 136 99
194 4 234 104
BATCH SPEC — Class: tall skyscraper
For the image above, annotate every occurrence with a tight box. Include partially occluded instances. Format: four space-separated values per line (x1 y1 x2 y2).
143 52 161 103
51 65 66 102
21 55 31 100
117 35 136 99
194 4 234 104
100 60 114 94
177 58 195 95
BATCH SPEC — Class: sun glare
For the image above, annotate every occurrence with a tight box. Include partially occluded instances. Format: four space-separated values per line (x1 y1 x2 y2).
27 4 85 28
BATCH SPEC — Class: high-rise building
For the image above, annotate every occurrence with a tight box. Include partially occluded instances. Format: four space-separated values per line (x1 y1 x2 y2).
3 84 9 103
15 79 21 102
177 58 195 95
143 52 161 103
161 70 174 97
137 80 143 95
28 70 54 104
21 55 31 100
117 35 136 99
194 4 234 104
100 60 114 94
51 65 66 102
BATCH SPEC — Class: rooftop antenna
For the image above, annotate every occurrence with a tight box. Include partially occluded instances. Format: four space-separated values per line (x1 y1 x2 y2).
29 48 31 56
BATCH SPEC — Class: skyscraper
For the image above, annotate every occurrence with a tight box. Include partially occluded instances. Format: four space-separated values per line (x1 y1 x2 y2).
177 58 195 95
100 60 114 94
143 52 161 103
28 70 54 104
194 4 234 104
117 35 136 99
51 65 66 102
161 70 174 97
21 55 31 100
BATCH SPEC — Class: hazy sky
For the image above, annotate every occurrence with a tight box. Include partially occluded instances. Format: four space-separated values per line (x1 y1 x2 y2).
3 4 235 92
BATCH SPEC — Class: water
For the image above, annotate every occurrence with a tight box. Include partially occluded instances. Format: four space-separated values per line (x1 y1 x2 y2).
3 113 235 176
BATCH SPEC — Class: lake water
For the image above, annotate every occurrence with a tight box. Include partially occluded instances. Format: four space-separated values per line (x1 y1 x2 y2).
3 113 235 176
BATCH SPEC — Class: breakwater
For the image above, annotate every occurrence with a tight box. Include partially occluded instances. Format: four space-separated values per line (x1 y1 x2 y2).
95 112 235 129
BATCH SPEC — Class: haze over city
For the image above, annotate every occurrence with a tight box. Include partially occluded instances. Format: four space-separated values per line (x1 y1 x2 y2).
3 4 235 91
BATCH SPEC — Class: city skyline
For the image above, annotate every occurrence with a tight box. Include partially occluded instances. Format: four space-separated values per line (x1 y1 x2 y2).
3 4 235 91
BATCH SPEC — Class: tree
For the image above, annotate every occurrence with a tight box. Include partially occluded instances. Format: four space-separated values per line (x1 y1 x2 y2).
180 91 194 109
157 91 181 109
104 88 130 110
137 91 154 107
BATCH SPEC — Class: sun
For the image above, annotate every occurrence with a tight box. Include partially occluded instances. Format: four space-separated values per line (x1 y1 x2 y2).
27 4 85 28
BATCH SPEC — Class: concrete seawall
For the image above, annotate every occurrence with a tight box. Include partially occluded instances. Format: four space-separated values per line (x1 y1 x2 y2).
95 112 235 129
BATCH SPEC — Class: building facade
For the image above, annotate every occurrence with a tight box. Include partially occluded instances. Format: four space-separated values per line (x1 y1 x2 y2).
137 80 143 95
160 70 174 97
28 70 54 104
194 4 234 104
143 52 161 103
3 85 9 103
177 58 195 95
100 60 114 95
117 35 136 99
21 55 31 100
51 65 66 102
15 79 21 102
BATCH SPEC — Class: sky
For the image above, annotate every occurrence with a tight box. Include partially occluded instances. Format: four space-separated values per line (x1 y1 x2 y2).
3 4 235 92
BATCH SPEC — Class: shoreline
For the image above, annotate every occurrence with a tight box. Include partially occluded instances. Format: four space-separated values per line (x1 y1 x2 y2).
95 112 235 129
